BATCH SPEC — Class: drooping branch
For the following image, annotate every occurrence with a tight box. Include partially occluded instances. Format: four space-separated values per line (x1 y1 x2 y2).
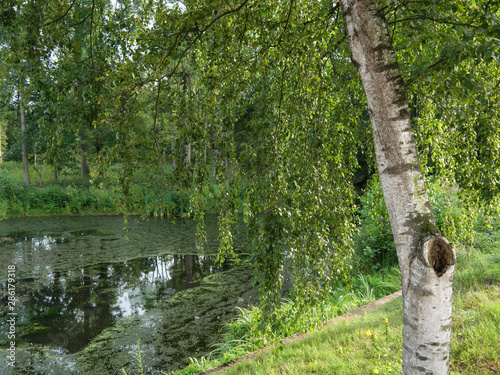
275 0 295 47
164 0 252 80
405 55 449 87
42 0 77 28
387 15 479 29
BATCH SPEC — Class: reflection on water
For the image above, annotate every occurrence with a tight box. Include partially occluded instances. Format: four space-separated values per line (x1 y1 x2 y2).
0 215 237 354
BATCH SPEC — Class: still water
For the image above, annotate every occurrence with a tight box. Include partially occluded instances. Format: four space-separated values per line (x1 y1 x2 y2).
0 215 256 374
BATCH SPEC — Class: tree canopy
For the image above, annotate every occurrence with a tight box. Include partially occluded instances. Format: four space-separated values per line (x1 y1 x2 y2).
1 0 499 325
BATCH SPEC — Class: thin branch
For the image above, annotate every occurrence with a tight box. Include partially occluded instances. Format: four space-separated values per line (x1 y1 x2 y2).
276 0 295 47
428 55 449 69
42 0 77 28
152 79 162 161
159 29 184 68
322 34 345 60
166 0 251 79
68 13 92 28
90 0 95 72
277 64 287 126
388 15 478 29
405 55 449 88
327 3 340 18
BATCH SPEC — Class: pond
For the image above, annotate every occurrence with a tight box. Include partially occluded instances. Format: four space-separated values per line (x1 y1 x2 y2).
0 215 257 374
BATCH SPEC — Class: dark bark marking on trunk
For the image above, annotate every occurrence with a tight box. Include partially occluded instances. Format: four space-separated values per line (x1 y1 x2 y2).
382 162 419 175
414 366 428 373
403 316 419 329
428 239 455 277
416 353 429 361
372 43 393 53
415 288 435 297
399 108 410 118
375 61 400 73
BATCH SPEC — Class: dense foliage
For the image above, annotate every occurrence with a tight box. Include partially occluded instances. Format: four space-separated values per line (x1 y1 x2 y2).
1 0 499 328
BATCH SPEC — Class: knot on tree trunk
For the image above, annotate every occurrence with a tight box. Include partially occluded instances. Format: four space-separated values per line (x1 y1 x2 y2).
423 236 456 277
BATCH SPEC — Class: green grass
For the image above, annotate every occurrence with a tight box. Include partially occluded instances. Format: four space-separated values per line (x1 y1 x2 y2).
167 230 500 375
214 245 500 375
214 288 500 375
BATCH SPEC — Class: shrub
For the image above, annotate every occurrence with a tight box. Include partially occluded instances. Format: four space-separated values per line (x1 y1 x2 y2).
354 177 397 272
426 181 477 246
66 185 101 213
28 185 69 213
0 171 29 215
354 177 480 272
94 187 116 210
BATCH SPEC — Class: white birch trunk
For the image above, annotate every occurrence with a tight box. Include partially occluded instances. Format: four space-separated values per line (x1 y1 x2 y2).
339 1 456 373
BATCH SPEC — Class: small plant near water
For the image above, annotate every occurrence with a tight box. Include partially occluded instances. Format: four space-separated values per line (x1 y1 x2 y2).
122 341 146 375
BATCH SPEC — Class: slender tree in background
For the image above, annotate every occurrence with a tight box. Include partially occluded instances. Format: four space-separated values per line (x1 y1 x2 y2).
19 92 30 185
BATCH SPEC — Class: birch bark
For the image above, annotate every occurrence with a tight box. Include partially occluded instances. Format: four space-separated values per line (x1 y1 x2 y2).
339 1 456 373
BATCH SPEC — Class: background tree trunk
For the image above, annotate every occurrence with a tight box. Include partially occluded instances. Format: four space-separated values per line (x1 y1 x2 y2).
81 148 90 177
79 126 91 178
340 1 456 373
0 120 3 163
20 93 31 185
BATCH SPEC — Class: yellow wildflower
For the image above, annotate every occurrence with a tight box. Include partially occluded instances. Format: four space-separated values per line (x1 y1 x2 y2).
366 330 371 337
373 369 379 374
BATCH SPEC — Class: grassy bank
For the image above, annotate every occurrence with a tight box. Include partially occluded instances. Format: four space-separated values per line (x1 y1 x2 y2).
170 229 500 375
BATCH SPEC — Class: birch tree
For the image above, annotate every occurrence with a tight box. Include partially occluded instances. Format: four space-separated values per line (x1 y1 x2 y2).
2 1 499 372
102 2 498 372
19 92 31 185
341 1 455 373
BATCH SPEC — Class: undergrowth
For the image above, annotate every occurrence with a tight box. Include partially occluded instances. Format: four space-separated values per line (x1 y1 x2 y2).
354 177 486 272
0 162 222 219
